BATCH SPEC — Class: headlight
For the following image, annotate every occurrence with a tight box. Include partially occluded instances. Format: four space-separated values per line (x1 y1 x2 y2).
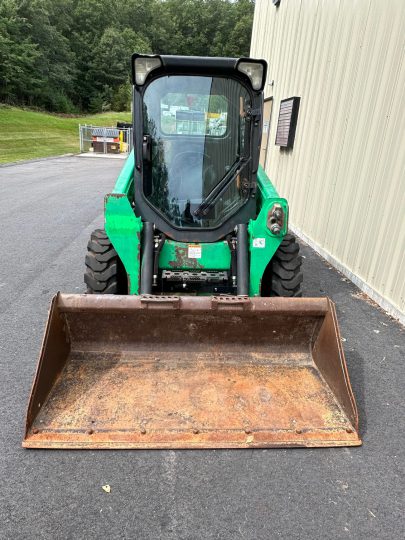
134 56 162 85
237 60 266 91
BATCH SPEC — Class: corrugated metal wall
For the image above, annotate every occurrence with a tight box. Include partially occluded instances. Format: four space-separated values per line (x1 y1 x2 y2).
251 0 405 321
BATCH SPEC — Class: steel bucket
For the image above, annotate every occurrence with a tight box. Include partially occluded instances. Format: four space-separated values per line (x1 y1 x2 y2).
23 294 361 449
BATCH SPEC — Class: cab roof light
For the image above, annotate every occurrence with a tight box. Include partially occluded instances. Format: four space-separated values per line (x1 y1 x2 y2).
134 56 162 85
237 61 265 91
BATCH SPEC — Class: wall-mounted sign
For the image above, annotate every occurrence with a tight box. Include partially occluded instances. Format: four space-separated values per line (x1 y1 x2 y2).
275 97 301 148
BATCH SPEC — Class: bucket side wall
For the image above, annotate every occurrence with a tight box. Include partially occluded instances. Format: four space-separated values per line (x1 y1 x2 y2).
312 302 358 430
25 295 71 435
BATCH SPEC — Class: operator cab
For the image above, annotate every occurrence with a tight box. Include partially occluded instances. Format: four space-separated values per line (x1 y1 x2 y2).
132 54 267 243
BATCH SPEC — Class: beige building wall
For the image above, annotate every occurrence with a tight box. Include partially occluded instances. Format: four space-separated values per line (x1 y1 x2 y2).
251 0 405 322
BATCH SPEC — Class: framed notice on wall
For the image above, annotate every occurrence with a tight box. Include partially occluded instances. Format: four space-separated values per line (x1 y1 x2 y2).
275 97 301 148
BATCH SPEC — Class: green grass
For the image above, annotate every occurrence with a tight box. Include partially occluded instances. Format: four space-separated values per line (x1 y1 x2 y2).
0 106 131 164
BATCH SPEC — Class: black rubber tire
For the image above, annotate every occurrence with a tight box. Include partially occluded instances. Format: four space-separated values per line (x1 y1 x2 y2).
261 234 303 297
84 229 127 294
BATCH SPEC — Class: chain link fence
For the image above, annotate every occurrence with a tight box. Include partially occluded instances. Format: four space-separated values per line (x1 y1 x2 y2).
79 125 133 155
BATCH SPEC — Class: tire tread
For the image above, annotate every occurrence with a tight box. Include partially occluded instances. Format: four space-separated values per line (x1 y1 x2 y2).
84 229 125 294
261 233 303 297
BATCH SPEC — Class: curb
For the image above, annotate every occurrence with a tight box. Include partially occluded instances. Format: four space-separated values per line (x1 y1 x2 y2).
0 153 77 168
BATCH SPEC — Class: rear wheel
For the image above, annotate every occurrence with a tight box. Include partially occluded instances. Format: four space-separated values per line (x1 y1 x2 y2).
84 229 127 294
261 234 303 297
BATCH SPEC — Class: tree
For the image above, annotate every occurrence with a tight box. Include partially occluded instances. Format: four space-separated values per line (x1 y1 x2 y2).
18 0 76 109
0 0 255 112
150 0 254 57
84 27 151 111
0 0 41 104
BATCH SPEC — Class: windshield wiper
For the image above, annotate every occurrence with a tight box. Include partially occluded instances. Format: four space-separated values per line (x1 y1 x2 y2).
193 158 250 219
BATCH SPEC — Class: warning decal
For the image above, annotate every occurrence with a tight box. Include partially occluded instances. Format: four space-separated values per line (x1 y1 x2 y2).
253 238 266 248
188 244 202 259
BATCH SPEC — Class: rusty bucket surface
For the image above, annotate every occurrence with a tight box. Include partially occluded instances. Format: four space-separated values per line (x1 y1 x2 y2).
23 294 361 449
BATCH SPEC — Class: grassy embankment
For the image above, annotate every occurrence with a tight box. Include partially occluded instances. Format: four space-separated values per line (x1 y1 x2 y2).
0 106 131 164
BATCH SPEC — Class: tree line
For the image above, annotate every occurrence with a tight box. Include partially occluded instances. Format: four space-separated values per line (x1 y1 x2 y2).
0 0 254 113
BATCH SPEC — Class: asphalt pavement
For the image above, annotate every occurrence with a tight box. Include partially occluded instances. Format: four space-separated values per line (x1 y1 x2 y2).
0 156 403 540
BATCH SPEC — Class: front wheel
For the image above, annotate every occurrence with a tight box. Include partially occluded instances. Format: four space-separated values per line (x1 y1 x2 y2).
261 234 303 297
84 229 127 294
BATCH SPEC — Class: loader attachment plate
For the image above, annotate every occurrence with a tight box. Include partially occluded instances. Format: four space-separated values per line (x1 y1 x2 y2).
23 294 361 449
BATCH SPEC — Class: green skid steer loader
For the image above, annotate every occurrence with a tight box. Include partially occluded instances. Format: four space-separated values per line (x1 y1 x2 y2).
23 55 361 449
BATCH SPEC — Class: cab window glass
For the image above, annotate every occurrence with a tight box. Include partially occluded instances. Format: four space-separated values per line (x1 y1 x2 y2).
161 93 228 136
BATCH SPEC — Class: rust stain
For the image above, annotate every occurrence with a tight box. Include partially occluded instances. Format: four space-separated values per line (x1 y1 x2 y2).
168 245 203 270
351 291 379 308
